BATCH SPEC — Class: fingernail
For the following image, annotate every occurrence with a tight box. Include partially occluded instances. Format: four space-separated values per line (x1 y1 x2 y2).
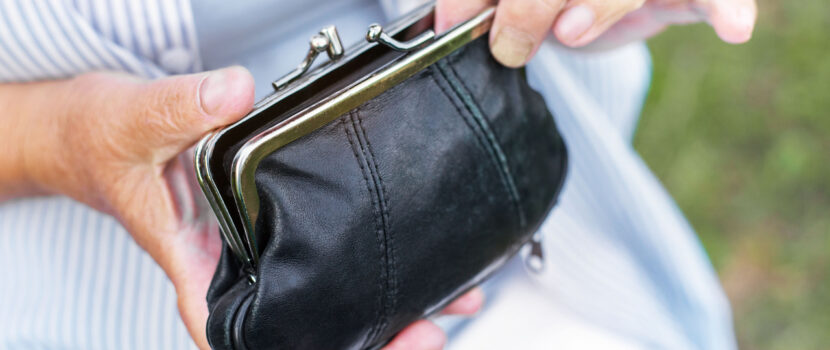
199 68 231 115
712 3 755 44
555 5 596 44
491 27 534 68
735 6 756 33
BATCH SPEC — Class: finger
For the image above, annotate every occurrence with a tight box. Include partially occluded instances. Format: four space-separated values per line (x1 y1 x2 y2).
490 0 567 67
554 0 647 47
132 65 255 159
382 320 446 350
435 0 494 33
177 284 212 350
441 287 485 315
582 5 668 51
696 0 757 43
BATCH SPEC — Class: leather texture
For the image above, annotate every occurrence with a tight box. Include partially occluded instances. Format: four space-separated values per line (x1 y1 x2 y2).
206 37 568 350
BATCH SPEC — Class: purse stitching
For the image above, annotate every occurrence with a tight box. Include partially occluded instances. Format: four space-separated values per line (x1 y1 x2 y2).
440 59 526 226
350 111 396 344
354 110 398 325
342 116 387 348
349 112 390 344
427 68 488 156
427 68 494 182
429 63 527 227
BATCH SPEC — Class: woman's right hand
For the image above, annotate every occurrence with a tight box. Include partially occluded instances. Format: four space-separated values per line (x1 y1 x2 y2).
1 66 482 349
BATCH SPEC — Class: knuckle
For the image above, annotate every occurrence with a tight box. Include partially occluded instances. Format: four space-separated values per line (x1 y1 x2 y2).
500 1 527 20
143 107 184 146
142 83 191 133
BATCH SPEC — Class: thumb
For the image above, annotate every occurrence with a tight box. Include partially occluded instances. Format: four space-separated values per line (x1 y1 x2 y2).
698 0 757 44
134 65 255 159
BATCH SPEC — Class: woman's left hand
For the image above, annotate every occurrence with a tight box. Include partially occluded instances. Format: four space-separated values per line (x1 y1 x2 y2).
436 0 758 67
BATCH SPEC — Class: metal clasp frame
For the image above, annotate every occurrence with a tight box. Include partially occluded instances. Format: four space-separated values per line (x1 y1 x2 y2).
273 24 436 90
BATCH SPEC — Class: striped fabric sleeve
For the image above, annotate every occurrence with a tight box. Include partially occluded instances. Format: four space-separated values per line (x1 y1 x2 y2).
0 0 203 82
0 1 201 349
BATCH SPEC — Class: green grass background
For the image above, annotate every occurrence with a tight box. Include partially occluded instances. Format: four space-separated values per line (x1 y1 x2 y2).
635 0 830 348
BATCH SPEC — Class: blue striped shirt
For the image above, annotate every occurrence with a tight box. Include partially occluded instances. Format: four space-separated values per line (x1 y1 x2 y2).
0 0 736 349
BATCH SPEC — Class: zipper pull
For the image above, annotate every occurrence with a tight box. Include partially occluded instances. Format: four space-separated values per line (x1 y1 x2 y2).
524 232 545 273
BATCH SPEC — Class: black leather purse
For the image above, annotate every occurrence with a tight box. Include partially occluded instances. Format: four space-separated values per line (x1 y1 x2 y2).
195 4 567 349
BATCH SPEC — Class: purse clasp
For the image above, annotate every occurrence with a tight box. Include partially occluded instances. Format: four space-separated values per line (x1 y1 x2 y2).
366 23 435 51
273 23 437 91
272 25 345 90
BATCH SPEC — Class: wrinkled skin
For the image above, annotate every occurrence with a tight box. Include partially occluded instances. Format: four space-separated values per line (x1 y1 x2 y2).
0 0 757 347
1 66 483 350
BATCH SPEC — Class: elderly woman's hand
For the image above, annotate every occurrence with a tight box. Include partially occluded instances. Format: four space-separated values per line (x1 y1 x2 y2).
436 0 757 67
0 66 482 349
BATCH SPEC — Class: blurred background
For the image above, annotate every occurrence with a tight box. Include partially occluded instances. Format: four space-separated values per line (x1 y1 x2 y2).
635 0 829 348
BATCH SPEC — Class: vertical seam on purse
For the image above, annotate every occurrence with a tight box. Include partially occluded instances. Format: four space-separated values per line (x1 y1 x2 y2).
350 111 395 344
440 60 526 226
426 68 498 190
342 116 387 348
354 110 398 328
430 63 527 227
